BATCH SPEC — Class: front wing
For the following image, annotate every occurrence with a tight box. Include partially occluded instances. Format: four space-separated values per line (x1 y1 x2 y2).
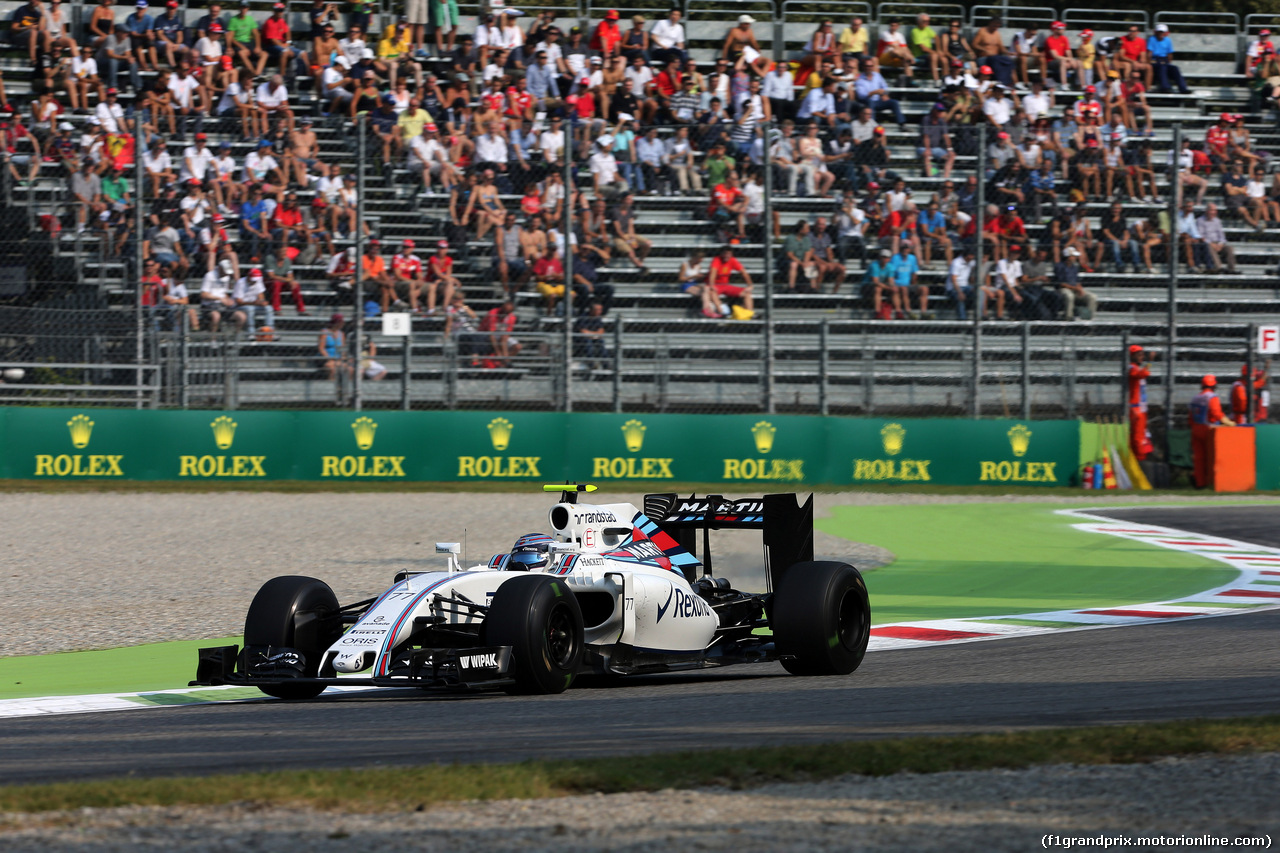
190 643 514 691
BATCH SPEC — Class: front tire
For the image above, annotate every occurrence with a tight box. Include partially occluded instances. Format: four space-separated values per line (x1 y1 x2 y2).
772 561 870 676
243 575 341 700
485 575 584 694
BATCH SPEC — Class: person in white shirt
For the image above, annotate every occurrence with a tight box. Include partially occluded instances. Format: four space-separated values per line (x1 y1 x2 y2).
255 73 294 132
993 247 1024 317
234 268 274 330
473 121 510 171
537 116 566 165
180 181 211 232
407 124 456 193
210 140 241 211
761 63 795 122
589 134 625 198
947 249 975 319
168 64 205 139
199 252 246 334
649 8 686 65
193 22 224 88
143 137 175 197
1021 81 1052 123
242 140 282 188
71 46 105 111
625 54 654 98
338 26 366 67
983 86 1013 126
321 56 355 114
180 134 215 181
95 88 129 134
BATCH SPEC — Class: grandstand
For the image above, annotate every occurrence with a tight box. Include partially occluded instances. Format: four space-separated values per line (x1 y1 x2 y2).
0 0 1275 418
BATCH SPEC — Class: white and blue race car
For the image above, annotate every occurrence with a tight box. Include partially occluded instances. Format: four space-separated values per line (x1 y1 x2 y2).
193 487 871 697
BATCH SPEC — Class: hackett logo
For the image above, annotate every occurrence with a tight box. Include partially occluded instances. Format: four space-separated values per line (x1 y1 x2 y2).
178 416 267 477
592 418 674 479
723 421 803 481
322 416 406 477
458 417 541 477
33 414 125 477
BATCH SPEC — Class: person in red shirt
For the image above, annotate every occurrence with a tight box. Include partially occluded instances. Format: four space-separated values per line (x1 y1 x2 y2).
1205 114 1232 171
262 3 295 76
1231 363 1270 423
480 299 521 366
1041 21 1079 89
505 80 534 120
706 244 755 314
1117 24 1151 87
270 192 307 246
591 10 623 57
424 239 459 314
533 245 565 315
390 239 425 313
654 59 682 100
1188 375 1235 488
710 172 748 240
1127 344 1155 460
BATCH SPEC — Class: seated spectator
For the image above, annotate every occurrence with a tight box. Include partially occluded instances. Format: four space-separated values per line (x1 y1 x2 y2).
1147 24 1188 95
1019 247 1060 320
992 245 1025 318
916 200 951 269
573 300 608 367
363 240 399 312
947 247 975 319
199 249 246 334
1055 247 1098 319
1010 24 1041 89
1099 201 1141 273
1116 24 1151 88
425 239 459 314
706 244 754 319
326 245 358 292
835 189 868 267
570 242 615 314
780 220 818 293
1041 21 1078 90
610 193 651 272
532 245 566 315
480 299 521 367
862 248 896 318
318 313 352 381
388 238 424 313
855 58 905 130
678 250 722 318
811 216 846 292
887 241 928 319
1197 202 1238 274
228 0 265 77
265 243 306 315
1025 162 1058 223
234 267 274 333
918 102 955 179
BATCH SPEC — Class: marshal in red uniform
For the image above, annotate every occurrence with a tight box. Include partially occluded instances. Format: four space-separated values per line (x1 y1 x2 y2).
1230 364 1269 424
1127 344 1154 460
1188 374 1235 489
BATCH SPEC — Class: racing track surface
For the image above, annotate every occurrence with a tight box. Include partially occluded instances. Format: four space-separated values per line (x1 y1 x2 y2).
2 504 1277 785
2 608 1277 785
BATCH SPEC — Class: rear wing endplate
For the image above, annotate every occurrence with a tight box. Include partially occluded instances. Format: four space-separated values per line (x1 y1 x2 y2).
642 493 814 590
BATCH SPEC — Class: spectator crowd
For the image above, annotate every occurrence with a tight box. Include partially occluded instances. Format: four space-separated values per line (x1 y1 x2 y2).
0 3 1273 347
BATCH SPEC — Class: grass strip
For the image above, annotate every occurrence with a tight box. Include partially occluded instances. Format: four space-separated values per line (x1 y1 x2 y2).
2 715 1278 815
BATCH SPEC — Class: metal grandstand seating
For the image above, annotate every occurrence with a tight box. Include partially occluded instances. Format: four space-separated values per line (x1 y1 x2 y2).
0 1 1274 412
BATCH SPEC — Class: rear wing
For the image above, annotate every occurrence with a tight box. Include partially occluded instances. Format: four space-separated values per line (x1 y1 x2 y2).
642 493 814 591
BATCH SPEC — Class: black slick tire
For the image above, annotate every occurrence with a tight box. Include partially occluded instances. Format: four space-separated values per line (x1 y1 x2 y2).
485 575 584 694
772 561 870 676
243 575 341 700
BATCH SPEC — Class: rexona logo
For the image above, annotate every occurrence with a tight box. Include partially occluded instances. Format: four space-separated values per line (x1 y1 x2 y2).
723 420 804 481
34 414 125 477
978 424 1058 482
457 417 541 477
321 416 406 477
592 418 674 479
851 423 932 481
178 416 267 477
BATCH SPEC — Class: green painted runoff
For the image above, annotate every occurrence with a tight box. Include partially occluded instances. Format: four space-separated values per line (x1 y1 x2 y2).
818 504 1237 624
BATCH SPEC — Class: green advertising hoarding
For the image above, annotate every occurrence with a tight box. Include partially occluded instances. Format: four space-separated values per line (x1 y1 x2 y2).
0 407 1082 486
1254 424 1280 490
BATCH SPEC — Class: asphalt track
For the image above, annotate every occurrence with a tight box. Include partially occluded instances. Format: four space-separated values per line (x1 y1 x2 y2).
2 505 1278 786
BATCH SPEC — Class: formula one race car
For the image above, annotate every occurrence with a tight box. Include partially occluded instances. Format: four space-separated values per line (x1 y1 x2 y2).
192 487 870 698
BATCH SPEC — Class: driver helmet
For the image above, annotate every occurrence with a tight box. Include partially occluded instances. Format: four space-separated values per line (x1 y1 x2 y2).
509 533 554 571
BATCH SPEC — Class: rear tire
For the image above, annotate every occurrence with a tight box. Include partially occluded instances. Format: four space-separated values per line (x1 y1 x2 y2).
243 575 341 700
485 575 584 694
772 561 870 676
